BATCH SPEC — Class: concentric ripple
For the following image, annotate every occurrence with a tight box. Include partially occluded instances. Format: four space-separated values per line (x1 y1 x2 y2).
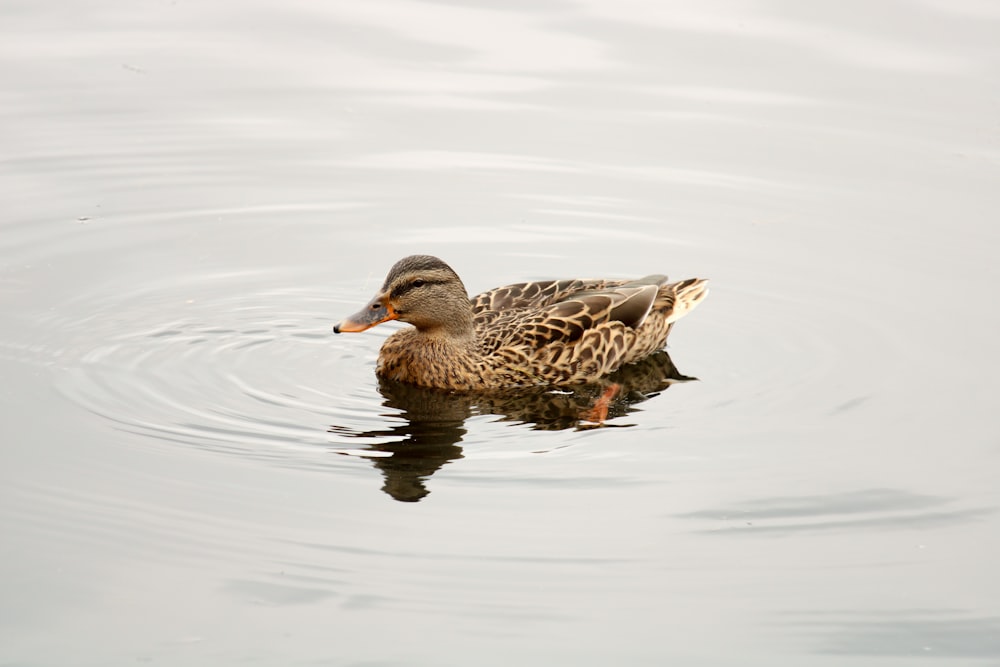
43 268 396 473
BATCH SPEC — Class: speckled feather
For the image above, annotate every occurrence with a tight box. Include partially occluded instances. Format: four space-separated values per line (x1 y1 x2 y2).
337 255 707 391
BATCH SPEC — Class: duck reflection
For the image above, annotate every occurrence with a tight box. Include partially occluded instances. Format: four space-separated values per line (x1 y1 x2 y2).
329 350 695 502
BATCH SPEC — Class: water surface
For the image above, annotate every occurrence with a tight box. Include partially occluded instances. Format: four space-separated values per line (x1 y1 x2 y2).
2 1 999 665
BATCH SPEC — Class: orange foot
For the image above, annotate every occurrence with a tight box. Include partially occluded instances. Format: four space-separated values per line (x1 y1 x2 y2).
581 383 621 424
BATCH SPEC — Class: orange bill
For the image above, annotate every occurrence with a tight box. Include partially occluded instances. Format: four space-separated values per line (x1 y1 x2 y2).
333 294 397 333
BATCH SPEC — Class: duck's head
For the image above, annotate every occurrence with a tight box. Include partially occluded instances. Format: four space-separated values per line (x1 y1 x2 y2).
333 255 473 336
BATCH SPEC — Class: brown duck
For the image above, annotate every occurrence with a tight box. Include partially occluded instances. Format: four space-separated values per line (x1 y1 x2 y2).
333 255 707 391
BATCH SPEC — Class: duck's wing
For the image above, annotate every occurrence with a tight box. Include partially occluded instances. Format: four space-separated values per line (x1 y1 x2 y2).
472 279 596 316
477 282 661 355
471 275 668 317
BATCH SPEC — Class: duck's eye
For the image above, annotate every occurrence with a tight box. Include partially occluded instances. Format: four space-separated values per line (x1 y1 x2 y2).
411 279 426 288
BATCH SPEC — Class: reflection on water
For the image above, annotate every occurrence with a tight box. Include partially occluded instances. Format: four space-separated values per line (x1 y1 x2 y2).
330 350 694 501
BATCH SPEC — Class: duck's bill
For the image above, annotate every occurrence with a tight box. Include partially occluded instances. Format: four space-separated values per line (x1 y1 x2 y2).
333 298 398 333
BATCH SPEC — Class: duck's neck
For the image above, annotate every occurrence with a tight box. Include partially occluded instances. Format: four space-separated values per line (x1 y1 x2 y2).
412 303 475 342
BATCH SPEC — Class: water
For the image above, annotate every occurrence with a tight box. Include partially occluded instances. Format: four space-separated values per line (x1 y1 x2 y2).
2 1 999 664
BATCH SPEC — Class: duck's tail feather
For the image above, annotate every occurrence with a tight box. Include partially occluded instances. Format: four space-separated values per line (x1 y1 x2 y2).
662 278 709 324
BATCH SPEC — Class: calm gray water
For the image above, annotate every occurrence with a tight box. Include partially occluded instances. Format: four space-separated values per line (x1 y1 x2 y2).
2 1 999 665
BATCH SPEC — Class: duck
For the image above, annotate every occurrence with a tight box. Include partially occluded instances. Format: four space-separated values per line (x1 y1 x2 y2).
333 255 707 392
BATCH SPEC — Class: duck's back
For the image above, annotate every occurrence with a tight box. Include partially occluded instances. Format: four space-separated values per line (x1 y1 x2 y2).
469 276 706 388
471 277 665 318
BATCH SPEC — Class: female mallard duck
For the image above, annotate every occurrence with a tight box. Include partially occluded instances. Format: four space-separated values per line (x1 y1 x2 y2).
333 255 707 391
